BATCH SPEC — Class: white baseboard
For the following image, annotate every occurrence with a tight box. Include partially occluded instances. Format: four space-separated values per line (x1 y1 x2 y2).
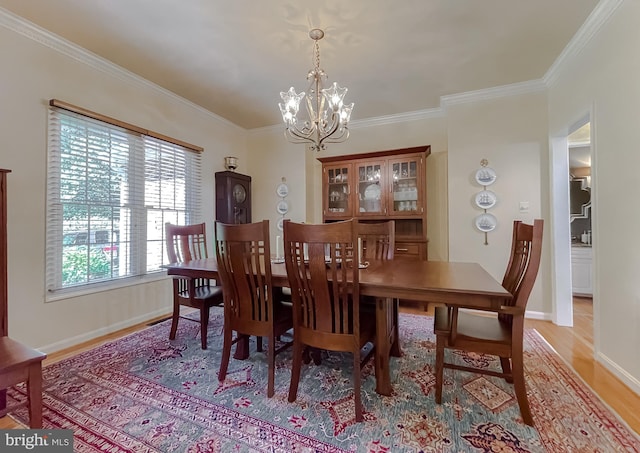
524 310 552 320
38 308 170 354
597 351 640 396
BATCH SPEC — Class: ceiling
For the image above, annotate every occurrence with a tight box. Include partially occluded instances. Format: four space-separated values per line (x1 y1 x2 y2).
0 0 600 130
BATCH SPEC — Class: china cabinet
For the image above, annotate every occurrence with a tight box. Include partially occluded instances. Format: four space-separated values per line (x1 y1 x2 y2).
318 146 430 259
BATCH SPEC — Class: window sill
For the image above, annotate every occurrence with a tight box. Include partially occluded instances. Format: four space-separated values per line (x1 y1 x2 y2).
45 272 170 303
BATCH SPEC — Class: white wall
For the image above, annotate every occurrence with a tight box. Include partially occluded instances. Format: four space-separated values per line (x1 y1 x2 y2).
446 93 549 313
548 0 640 391
0 22 246 351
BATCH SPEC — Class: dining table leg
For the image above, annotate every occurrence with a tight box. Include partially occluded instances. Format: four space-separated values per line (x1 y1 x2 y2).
374 297 397 396
233 334 250 360
390 298 401 358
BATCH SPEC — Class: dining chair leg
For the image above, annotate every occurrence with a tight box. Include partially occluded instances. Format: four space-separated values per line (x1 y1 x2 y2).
353 352 363 422
199 306 209 350
26 363 44 428
169 299 180 340
257 336 263 352
267 334 275 398
511 343 534 426
434 334 445 404
288 341 303 403
500 357 514 383
218 325 233 382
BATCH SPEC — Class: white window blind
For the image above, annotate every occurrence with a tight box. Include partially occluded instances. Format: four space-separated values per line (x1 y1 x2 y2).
46 106 202 293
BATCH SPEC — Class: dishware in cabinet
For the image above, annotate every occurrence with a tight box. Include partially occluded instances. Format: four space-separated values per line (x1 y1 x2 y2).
388 156 423 215
356 160 386 215
323 163 353 218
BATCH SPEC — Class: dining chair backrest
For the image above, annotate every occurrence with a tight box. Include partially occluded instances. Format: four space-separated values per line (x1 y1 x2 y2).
214 220 275 330
499 219 544 323
358 220 395 261
284 219 360 340
166 222 208 264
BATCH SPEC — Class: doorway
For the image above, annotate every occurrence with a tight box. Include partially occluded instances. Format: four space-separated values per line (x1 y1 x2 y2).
568 122 593 297
567 122 594 346
550 113 594 332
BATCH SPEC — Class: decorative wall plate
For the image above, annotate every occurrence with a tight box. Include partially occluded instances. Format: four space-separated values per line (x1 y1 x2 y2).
276 200 289 215
475 167 497 186
475 190 497 209
277 217 285 231
363 184 381 200
475 213 497 232
276 183 289 198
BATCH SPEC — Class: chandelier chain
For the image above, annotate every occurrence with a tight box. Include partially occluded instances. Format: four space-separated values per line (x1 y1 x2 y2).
314 41 321 71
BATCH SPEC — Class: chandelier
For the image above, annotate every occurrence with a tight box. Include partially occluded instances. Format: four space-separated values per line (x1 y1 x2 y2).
279 29 354 151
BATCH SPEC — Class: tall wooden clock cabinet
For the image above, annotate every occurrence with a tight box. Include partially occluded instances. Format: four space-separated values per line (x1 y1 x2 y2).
1 169 9 337
215 171 252 224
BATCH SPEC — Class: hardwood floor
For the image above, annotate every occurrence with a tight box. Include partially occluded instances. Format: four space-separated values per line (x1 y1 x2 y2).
526 297 640 434
2 301 639 435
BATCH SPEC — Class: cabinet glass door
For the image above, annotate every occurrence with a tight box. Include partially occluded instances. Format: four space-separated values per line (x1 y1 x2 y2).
390 157 421 214
356 161 385 215
325 164 352 217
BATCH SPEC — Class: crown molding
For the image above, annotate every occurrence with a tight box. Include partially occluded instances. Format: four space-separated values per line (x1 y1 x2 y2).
544 0 623 86
440 79 547 108
0 7 242 131
350 107 445 129
248 107 445 135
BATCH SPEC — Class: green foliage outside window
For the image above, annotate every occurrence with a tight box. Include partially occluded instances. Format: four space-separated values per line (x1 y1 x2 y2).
62 247 112 286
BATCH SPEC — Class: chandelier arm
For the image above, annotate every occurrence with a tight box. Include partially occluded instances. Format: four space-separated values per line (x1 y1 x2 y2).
284 125 316 144
316 113 342 147
321 126 349 145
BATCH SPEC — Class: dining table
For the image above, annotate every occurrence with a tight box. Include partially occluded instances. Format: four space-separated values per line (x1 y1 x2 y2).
165 258 511 396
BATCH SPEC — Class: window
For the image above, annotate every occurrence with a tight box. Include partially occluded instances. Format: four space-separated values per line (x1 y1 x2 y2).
46 104 202 293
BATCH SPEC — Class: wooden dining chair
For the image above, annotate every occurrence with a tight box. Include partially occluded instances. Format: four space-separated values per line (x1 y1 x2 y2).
284 219 376 422
358 220 395 262
165 222 224 349
357 220 402 356
0 337 47 428
433 219 543 426
215 220 293 397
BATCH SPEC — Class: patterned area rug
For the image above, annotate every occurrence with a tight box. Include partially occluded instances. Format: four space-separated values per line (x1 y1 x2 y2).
9 310 640 452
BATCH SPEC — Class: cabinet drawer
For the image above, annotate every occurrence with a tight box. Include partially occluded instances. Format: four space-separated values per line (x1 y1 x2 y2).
394 243 422 259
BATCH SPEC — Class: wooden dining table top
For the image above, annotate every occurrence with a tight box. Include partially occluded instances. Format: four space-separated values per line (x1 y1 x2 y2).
165 258 511 309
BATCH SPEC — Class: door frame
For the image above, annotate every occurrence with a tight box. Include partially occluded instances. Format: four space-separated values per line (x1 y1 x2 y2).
549 110 595 333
